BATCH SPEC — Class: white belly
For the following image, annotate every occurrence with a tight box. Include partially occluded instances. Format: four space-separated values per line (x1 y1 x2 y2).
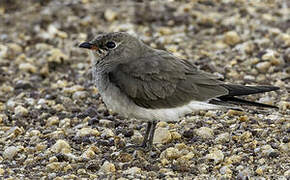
100 82 223 122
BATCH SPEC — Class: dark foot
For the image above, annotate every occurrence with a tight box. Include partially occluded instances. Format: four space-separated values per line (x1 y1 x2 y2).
123 121 157 152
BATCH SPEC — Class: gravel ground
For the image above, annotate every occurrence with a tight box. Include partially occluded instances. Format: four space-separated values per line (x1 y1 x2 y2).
0 0 289 179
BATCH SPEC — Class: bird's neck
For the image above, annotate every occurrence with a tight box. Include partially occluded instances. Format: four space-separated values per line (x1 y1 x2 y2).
92 62 111 92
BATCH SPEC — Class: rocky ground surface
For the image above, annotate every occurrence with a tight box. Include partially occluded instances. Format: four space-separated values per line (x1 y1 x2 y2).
0 0 289 179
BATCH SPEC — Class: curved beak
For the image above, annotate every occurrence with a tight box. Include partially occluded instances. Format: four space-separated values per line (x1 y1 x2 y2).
79 42 93 49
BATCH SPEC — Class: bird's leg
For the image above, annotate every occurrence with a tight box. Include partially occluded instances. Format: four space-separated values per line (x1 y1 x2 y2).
140 121 152 148
146 121 157 150
123 121 156 151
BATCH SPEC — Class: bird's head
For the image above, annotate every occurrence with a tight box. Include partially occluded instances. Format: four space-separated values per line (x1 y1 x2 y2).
79 32 144 70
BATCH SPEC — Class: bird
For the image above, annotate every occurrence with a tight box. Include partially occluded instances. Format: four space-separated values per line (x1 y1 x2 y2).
79 32 279 150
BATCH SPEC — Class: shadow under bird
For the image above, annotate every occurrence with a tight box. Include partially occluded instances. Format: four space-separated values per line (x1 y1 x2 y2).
79 32 279 150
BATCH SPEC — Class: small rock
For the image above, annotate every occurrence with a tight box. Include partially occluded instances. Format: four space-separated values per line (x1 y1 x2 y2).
14 105 28 116
284 169 290 178
279 142 290 153
159 27 172 35
99 119 114 127
47 48 68 63
117 153 133 163
28 129 41 137
206 149 224 164
124 167 141 175
104 9 117 22
256 61 271 73
72 91 87 100
51 140 71 154
224 31 241 46
216 132 230 143
171 131 182 140
131 130 143 144
46 162 62 172
82 149 95 159
0 44 8 58
0 168 4 175
277 33 290 47
255 167 264 175
226 109 244 116
220 166 232 175
77 128 100 137
195 127 214 139
261 144 275 157
19 63 37 73
237 168 250 180
160 147 181 160
5 126 23 137
101 128 115 138
153 127 172 144
63 85 84 94
99 161 116 173
46 116 59 126
7 43 23 55
3 146 19 159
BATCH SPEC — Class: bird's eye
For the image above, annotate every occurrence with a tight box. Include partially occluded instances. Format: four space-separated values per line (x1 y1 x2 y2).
105 41 116 49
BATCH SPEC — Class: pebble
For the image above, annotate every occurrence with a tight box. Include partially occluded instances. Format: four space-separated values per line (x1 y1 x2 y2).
47 48 68 63
160 147 181 160
5 126 23 138
63 85 84 94
3 146 20 159
195 127 214 139
46 162 62 172
0 44 8 58
7 43 23 55
72 91 87 100
206 149 224 164
14 105 28 116
99 161 116 173
261 145 275 157
28 129 41 137
226 109 244 116
153 127 172 144
170 131 182 140
159 27 173 35
104 9 117 22
261 50 276 61
131 130 143 144
46 116 59 126
102 128 115 138
117 153 133 163
82 148 95 159
256 61 271 73
284 169 290 178
124 167 141 175
220 166 232 175
277 33 290 47
0 168 4 175
77 128 100 137
224 31 241 46
255 167 264 175
215 132 230 143
99 119 114 127
279 142 290 153
51 140 71 154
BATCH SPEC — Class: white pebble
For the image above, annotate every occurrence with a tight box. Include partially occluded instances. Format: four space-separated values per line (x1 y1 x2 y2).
153 127 172 144
99 161 116 173
216 132 230 143
195 127 214 139
206 149 224 164
14 105 28 116
51 140 71 154
3 146 19 159
124 167 141 175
